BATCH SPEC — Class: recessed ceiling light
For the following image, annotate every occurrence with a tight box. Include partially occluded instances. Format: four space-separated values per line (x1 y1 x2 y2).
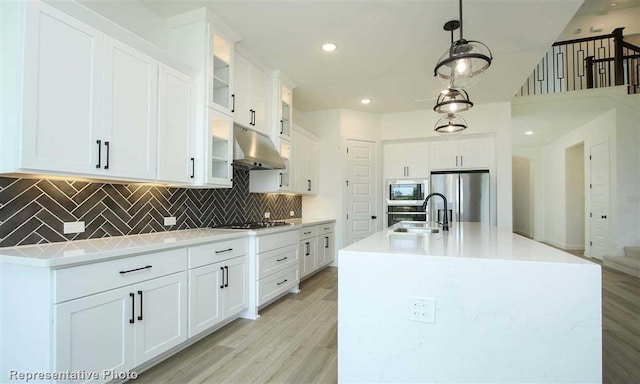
610 3 617 7
361 98 371 105
322 43 337 52
525 131 534 135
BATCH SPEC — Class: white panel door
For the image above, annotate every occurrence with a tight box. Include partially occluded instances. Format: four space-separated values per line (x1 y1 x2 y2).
347 140 378 245
188 263 223 338
405 142 430 178
158 64 193 183
54 287 133 382
21 1 103 174
222 256 249 318
133 272 187 366
459 138 493 169
102 36 158 180
589 140 610 259
382 143 407 179
249 66 271 135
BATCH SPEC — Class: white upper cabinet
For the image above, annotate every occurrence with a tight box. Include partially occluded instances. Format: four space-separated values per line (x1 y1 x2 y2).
233 54 272 136
20 1 104 175
249 138 292 193
382 142 429 179
292 127 319 195
430 137 494 171
272 73 295 141
208 32 234 115
157 64 194 184
205 109 233 187
102 36 158 180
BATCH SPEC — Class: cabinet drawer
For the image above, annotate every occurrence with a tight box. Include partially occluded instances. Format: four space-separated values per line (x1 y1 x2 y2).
256 229 298 253
188 238 248 269
54 248 187 303
317 222 335 235
258 244 298 280
299 226 317 240
257 265 298 306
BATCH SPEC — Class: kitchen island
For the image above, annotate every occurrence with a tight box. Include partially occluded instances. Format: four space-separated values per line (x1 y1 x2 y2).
338 222 601 384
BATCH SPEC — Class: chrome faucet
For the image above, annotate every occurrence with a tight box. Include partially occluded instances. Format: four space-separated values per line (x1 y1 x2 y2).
422 193 449 231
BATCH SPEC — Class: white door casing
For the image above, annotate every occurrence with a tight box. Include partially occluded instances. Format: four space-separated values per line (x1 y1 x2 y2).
589 139 610 259
346 140 378 246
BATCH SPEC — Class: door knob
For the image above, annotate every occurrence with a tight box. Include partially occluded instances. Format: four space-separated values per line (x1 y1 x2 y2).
371 216 377 219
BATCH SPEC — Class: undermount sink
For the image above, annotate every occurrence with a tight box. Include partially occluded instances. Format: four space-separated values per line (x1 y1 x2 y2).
393 227 439 234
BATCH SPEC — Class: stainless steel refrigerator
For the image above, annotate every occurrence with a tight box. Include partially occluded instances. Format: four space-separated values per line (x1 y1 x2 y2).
429 171 490 224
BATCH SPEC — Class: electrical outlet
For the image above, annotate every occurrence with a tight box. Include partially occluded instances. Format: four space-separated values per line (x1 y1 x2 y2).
290 210 295 217
163 216 176 226
408 297 436 323
63 221 85 234
264 212 270 219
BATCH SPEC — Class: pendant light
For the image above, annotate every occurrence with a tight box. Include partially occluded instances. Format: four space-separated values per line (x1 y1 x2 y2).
434 113 467 134
433 88 473 114
433 0 493 89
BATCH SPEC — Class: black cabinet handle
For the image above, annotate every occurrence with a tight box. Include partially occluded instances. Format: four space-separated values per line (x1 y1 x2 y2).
96 140 102 168
137 290 143 321
279 173 283 188
305 242 310 256
190 157 195 179
325 236 329 248
104 141 110 170
231 94 235 113
602 215 607 219
307 179 311 192
220 267 224 289
119 265 152 274
371 215 377 219
303 231 312 235
129 293 135 324
224 266 229 287
252 110 256 126
276 256 288 262
280 120 284 134
215 248 233 254
277 279 288 286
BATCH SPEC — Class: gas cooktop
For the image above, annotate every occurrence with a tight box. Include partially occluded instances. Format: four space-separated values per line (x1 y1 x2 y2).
214 221 293 230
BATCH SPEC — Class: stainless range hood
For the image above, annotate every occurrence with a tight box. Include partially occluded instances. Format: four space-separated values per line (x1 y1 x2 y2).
232 125 285 170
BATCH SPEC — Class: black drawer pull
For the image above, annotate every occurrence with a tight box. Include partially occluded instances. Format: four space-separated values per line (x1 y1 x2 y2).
120 265 152 274
215 248 233 254
303 231 312 235
324 227 330 230
277 279 288 286
129 293 135 324
276 257 288 262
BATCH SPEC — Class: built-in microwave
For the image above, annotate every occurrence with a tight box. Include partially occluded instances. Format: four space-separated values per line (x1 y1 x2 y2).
386 179 428 206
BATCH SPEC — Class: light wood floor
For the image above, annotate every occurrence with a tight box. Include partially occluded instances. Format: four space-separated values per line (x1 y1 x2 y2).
135 267 338 384
135 261 639 384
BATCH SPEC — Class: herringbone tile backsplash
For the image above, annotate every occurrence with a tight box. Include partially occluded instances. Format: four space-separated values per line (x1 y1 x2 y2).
0 168 301 247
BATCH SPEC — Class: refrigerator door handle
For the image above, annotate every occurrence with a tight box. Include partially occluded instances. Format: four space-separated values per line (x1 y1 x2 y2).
459 176 463 222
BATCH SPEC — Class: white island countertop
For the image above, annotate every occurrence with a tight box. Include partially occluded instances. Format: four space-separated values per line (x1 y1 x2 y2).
342 221 594 265
338 221 601 384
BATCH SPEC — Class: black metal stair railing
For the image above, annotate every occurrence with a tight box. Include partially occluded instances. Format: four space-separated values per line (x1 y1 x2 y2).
517 27 640 97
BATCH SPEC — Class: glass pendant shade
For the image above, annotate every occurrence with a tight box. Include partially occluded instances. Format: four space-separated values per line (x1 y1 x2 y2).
434 113 467 134
433 88 473 114
434 39 493 88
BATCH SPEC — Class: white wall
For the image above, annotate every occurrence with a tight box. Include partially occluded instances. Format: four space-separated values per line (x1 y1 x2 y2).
512 156 533 238
512 146 545 241
381 102 513 231
560 6 640 40
565 143 585 250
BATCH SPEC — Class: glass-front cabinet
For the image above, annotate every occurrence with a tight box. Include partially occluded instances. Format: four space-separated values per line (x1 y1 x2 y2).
279 85 292 140
208 32 233 115
206 108 233 187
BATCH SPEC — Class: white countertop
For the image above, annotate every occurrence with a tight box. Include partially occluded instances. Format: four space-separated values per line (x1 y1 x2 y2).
0 218 335 268
341 222 594 265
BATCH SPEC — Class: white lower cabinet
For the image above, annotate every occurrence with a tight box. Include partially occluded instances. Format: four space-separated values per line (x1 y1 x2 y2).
54 272 187 381
299 221 335 280
187 239 249 338
255 229 299 308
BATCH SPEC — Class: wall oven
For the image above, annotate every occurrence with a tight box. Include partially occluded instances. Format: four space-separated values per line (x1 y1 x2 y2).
385 179 428 227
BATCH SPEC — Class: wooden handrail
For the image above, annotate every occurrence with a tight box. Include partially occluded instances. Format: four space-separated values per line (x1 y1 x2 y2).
622 41 640 54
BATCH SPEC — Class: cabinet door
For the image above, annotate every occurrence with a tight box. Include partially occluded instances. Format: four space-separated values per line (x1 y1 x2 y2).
206 109 233 186
279 85 293 140
233 54 251 127
279 139 292 191
405 142 430 178
300 238 317 278
208 31 233 114
320 233 334 266
21 1 103 174
307 138 319 194
383 143 407 179
158 64 193 183
102 36 158 180
293 131 307 194
54 286 134 380
458 138 493 169
249 66 271 135
429 141 460 170
223 256 249 318
188 263 224 338
133 272 187 366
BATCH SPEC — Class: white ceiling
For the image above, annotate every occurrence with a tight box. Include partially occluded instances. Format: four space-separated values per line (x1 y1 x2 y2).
575 0 640 16
139 0 584 114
